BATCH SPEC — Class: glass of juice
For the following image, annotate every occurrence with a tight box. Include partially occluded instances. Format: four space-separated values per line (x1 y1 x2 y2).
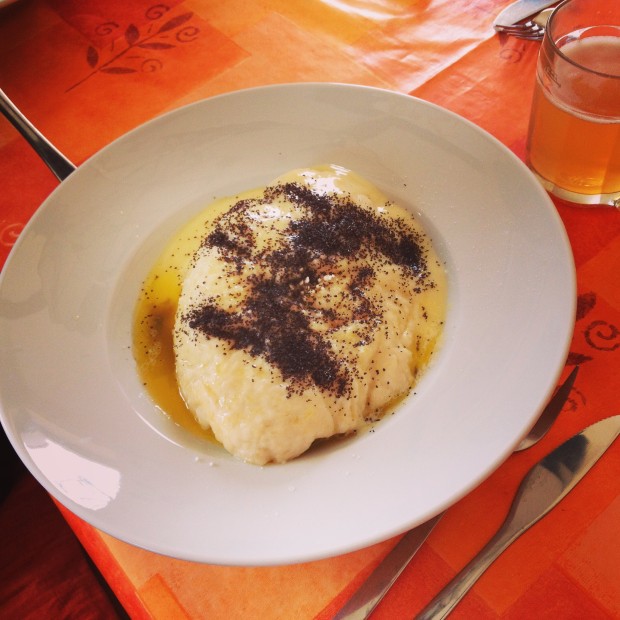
526 0 620 207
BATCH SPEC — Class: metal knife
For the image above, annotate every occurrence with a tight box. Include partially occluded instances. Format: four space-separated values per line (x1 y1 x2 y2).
333 367 579 620
417 414 620 619
493 0 558 30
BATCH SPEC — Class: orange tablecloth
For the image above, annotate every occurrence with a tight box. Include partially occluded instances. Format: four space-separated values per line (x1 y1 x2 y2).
1 0 619 618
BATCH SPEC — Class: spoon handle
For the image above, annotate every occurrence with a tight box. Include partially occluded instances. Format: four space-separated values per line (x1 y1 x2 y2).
0 87 76 181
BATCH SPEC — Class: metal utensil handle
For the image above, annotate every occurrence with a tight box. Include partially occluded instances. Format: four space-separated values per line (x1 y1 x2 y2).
415 367 580 618
333 514 442 620
332 368 579 620
0 88 76 181
415 527 517 619
417 414 620 619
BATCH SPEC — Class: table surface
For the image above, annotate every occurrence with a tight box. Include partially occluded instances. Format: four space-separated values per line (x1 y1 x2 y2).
1 1 619 618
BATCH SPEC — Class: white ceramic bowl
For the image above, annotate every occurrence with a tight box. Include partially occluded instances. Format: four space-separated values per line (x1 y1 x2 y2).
0 84 575 565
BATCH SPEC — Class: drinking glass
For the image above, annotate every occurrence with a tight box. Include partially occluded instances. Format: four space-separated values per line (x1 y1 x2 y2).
526 0 620 207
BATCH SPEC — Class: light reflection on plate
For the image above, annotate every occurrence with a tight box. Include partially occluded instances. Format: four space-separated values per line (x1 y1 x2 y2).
25 434 121 511
0 84 575 565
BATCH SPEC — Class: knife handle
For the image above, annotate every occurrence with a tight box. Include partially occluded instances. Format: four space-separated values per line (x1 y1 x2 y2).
415 526 517 619
416 414 620 619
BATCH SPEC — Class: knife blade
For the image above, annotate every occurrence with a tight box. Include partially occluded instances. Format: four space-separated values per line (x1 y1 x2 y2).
493 0 558 29
417 414 620 619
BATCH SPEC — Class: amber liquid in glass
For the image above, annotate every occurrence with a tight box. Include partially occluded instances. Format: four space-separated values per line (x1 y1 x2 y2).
527 36 620 202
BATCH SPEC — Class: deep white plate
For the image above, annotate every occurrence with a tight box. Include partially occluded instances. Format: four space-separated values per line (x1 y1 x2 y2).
0 83 575 565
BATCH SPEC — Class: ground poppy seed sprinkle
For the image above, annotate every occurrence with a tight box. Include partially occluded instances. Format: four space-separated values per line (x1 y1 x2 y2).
135 165 446 464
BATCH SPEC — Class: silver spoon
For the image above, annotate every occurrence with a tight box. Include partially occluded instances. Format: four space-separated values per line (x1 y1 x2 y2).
0 87 75 181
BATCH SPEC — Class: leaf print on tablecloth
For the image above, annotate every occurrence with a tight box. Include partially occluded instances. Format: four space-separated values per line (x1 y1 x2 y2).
67 7 199 92
157 12 193 33
86 46 99 68
139 43 175 50
576 292 596 321
566 351 593 365
125 24 140 46
100 67 138 74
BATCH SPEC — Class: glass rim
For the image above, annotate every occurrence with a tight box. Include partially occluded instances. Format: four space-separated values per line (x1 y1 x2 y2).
547 0 620 80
